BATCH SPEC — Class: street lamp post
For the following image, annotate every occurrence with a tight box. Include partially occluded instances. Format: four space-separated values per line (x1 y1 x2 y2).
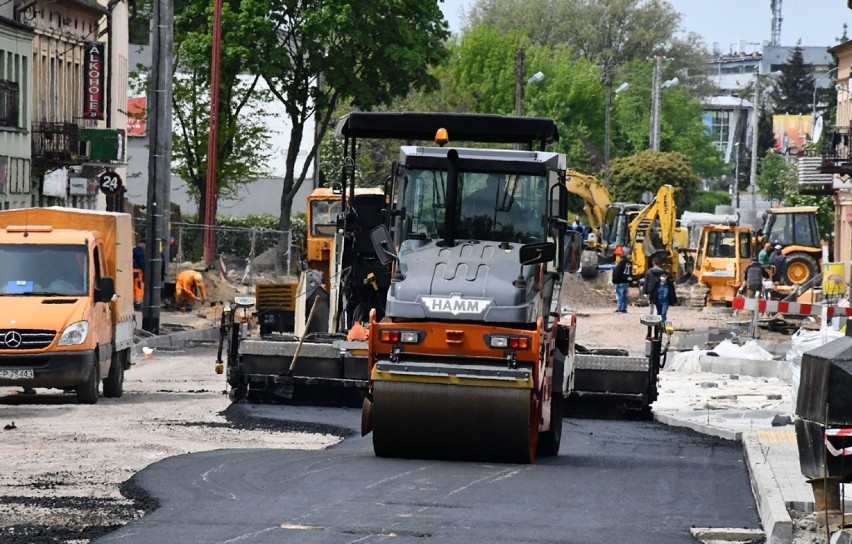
733 142 740 207
604 81 630 186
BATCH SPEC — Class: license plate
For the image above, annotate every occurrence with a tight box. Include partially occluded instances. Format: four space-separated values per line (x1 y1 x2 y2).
0 369 34 380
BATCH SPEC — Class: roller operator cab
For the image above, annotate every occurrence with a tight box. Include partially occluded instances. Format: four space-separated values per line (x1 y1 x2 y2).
362 131 576 463
0 207 134 403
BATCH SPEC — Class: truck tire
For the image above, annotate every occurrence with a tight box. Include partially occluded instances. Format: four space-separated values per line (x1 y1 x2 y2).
784 253 817 285
580 250 599 279
103 349 125 398
77 362 99 404
537 350 564 457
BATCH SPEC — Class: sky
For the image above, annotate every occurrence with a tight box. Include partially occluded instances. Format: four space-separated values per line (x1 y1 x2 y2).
439 0 852 52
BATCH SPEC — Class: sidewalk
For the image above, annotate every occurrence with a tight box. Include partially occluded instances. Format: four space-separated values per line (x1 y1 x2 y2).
654 354 848 544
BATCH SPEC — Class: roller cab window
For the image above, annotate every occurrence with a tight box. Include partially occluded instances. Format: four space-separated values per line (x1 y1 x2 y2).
401 168 548 245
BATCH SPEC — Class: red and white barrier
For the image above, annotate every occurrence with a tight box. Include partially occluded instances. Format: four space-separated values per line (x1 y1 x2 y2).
825 428 852 457
732 297 852 319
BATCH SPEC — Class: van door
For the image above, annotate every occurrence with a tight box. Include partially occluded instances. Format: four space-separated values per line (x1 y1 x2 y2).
91 244 113 376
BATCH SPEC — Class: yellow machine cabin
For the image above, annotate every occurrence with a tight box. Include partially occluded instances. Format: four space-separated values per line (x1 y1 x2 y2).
693 225 755 305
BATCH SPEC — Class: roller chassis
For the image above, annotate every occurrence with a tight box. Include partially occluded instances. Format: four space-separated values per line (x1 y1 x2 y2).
566 315 670 416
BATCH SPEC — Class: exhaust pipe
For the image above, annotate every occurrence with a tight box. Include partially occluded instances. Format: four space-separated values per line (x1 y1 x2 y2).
443 149 459 247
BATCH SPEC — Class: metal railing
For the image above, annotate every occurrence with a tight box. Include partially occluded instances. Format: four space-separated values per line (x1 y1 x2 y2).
821 126 852 172
31 122 80 162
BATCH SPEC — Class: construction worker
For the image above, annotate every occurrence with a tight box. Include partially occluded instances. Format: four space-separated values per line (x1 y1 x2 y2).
757 242 772 265
175 270 206 307
132 240 145 310
611 245 631 313
741 257 770 298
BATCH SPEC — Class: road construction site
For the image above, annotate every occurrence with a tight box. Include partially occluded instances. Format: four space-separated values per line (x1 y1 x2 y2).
0 268 844 544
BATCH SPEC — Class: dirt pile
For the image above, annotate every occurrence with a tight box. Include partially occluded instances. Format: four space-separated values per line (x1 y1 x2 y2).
561 272 613 308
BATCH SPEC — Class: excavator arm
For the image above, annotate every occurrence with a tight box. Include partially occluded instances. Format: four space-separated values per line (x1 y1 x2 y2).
628 185 678 277
564 169 612 232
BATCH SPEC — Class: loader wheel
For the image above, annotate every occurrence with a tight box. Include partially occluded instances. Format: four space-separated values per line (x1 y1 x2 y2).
784 253 817 285
77 361 99 404
102 350 125 398
537 355 564 457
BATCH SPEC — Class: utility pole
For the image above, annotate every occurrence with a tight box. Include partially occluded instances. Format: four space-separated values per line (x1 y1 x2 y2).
142 0 174 334
749 72 760 211
203 0 224 264
514 45 525 117
649 56 663 151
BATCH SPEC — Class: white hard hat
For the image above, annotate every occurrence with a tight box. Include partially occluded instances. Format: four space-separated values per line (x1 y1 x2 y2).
194 272 203 282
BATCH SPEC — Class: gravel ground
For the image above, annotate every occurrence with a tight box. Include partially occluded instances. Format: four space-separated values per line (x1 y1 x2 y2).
0 347 340 544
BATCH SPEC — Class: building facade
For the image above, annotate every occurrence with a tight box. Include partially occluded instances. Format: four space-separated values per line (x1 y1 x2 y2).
11 0 128 211
0 9 34 210
818 40 852 299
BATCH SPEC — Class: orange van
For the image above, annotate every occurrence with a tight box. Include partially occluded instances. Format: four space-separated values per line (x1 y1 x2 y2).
0 207 134 403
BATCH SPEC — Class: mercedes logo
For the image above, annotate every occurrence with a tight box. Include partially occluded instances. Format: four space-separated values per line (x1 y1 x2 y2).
4 331 22 349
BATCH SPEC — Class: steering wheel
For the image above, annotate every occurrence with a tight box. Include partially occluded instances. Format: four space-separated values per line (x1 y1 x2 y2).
48 278 78 293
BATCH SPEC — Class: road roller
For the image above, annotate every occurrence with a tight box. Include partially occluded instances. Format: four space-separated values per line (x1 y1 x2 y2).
343 112 577 463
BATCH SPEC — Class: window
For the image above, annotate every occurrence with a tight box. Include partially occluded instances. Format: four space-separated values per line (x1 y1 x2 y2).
310 199 342 236
401 168 548 245
0 80 20 128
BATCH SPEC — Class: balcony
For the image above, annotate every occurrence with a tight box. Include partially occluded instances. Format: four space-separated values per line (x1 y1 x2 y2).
820 126 852 174
32 122 80 163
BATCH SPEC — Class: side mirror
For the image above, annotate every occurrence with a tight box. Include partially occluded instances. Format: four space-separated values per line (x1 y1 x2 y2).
96 276 116 303
370 225 398 266
519 242 555 266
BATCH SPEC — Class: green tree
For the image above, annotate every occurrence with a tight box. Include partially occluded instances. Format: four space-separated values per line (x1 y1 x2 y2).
770 43 816 115
608 150 700 213
235 0 449 261
466 0 713 94
757 151 794 205
137 0 274 226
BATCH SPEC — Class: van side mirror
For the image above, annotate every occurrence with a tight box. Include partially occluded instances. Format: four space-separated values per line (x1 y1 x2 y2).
96 276 116 303
370 225 398 266
519 242 555 266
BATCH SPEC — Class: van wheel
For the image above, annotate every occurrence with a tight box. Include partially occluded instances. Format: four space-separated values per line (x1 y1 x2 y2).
77 362 99 404
103 350 124 398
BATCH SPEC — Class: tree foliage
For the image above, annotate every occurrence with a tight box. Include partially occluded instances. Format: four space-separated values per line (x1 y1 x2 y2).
234 0 448 248
770 44 816 115
757 151 794 205
608 150 700 213
690 191 732 214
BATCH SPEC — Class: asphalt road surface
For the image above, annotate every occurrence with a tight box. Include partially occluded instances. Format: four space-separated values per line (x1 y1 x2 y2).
97 405 759 544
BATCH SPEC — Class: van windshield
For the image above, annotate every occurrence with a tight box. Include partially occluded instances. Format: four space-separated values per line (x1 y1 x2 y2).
0 245 88 296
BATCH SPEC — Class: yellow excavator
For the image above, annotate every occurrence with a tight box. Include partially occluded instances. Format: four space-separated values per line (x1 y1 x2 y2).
565 169 683 282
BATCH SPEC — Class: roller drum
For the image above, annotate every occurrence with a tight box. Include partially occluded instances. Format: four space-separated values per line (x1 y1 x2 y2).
371 380 535 463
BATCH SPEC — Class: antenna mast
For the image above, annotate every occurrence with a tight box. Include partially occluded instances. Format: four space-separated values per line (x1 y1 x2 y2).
770 0 783 46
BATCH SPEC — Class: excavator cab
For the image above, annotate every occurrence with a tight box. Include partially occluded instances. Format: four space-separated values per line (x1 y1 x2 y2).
694 225 755 305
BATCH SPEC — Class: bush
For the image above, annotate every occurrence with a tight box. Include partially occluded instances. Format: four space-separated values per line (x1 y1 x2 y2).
688 191 731 214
